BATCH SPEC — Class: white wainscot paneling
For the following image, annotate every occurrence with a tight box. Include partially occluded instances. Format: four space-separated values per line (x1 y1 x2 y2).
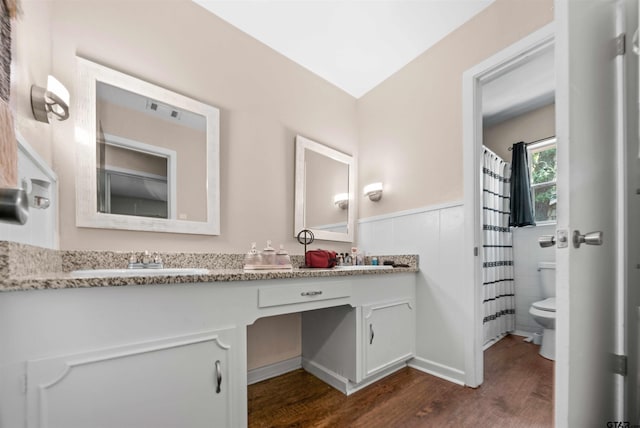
0 134 58 248
357 205 555 383
357 202 466 385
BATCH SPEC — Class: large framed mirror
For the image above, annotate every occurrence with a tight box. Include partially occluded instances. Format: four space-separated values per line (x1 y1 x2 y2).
75 57 220 235
294 135 355 242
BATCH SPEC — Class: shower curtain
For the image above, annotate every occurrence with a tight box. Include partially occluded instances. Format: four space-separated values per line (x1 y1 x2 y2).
482 148 515 344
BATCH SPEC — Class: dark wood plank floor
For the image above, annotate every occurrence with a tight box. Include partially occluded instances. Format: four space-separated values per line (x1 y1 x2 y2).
248 334 553 427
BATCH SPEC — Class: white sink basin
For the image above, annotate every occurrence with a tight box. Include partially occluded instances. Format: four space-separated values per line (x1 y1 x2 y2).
70 268 209 278
332 265 393 271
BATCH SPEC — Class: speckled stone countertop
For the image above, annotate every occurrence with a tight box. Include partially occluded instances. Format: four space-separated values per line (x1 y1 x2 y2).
0 241 418 292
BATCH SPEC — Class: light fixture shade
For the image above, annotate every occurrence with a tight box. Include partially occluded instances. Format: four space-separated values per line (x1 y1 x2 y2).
333 192 349 209
31 75 70 123
363 182 383 201
47 75 70 110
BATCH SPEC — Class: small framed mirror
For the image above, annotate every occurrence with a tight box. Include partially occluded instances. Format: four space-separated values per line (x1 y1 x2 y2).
294 135 355 242
75 57 220 235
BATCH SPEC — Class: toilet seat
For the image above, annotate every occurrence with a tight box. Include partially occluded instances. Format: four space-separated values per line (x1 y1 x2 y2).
532 297 555 312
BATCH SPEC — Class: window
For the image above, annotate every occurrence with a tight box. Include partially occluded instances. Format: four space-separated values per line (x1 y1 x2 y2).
528 138 557 223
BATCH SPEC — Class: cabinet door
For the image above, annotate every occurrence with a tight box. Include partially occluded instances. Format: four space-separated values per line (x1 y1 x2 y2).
363 300 415 378
26 328 236 428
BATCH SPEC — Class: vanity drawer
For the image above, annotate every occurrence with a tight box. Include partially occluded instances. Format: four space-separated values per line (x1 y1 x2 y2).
258 282 351 308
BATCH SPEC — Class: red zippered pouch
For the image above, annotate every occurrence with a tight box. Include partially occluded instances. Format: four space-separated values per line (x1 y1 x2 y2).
305 250 338 268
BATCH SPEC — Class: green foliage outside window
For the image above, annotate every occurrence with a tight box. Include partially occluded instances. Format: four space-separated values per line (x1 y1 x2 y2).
529 145 557 222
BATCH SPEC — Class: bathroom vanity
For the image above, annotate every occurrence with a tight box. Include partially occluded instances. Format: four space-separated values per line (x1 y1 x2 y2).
0 244 417 428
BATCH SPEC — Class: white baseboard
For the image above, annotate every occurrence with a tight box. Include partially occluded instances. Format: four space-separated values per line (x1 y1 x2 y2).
408 356 465 386
247 356 302 385
483 333 508 350
302 358 351 394
512 329 536 338
484 331 538 351
302 357 410 396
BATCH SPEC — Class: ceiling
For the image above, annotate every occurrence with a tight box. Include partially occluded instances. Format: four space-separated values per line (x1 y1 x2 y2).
482 46 555 126
192 0 495 98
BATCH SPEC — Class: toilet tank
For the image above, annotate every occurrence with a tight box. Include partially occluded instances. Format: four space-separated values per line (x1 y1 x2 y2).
538 262 556 298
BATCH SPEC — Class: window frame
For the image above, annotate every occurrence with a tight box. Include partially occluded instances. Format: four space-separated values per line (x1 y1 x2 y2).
527 137 557 226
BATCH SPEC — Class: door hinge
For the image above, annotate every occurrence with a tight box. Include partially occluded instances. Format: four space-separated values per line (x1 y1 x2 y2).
474 247 478 257
616 33 626 56
22 372 27 394
612 353 627 376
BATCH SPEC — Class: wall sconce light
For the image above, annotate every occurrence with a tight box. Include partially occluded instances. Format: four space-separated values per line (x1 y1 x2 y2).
333 193 349 209
363 182 383 202
31 75 70 123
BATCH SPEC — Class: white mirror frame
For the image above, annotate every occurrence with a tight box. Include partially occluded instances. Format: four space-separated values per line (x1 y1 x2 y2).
294 135 355 242
75 57 220 235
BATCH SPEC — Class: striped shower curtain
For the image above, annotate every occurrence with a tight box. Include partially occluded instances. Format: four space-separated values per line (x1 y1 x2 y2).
482 148 515 344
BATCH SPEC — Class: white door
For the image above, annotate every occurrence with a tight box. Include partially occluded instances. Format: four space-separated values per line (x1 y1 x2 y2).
555 0 624 424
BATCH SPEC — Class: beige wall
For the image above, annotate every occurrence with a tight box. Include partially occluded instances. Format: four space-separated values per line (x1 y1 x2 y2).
356 0 554 219
483 103 556 161
247 313 301 370
16 0 555 247
31 0 358 254
13 0 358 372
11 0 54 164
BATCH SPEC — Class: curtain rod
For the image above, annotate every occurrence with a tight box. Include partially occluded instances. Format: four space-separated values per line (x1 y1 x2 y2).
507 136 556 151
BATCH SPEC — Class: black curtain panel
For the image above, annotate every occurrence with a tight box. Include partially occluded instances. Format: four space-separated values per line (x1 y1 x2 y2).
509 142 535 227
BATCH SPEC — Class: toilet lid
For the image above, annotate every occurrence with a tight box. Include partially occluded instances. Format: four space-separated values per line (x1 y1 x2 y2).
532 297 556 312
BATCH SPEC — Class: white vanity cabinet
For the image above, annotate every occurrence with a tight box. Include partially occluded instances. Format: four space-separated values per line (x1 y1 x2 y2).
301 275 415 395
0 283 249 428
25 328 236 428
362 299 415 378
0 271 416 427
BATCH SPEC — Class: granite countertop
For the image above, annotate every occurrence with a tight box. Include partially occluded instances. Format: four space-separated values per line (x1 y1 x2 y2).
3 266 418 292
0 241 418 292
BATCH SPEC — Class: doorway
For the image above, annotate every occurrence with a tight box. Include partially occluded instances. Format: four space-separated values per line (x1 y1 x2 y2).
480 54 556 351
462 23 555 388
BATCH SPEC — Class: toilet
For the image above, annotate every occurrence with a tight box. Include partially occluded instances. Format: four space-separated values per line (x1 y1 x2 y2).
529 262 556 360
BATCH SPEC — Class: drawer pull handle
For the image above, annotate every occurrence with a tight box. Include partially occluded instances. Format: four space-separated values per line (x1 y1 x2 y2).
215 360 222 394
301 290 323 297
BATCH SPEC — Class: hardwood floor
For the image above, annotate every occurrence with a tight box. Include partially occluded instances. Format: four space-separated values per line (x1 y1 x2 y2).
248 334 553 427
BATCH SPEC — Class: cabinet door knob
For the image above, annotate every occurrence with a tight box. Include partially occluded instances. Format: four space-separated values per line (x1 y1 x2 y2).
215 360 222 394
369 324 375 345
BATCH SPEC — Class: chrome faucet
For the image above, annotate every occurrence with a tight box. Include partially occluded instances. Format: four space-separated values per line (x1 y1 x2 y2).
128 251 164 269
